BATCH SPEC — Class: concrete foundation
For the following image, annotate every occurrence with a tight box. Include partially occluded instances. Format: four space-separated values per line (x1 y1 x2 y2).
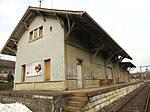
0 81 144 112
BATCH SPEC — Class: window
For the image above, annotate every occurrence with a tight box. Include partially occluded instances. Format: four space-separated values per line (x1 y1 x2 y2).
39 26 43 36
29 26 43 42
30 32 33 40
49 26 52 32
34 28 38 38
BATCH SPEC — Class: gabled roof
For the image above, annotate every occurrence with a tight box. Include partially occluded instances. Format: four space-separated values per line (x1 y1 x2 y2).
1 6 132 60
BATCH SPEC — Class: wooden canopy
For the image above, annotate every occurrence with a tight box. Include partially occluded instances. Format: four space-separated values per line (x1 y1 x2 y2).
120 62 136 71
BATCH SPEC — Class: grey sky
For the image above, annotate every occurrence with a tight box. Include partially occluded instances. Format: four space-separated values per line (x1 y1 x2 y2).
0 0 150 72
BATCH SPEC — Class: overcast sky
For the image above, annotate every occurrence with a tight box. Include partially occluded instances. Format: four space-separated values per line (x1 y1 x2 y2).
0 0 150 72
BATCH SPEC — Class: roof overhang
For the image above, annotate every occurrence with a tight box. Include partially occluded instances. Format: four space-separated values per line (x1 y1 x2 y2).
120 62 136 71
1 6 132 60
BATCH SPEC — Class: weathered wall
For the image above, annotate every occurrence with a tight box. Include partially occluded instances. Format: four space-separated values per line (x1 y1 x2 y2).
66 30 109 89
0 93 68 112
14 81 67 91
15 16 65 86
66 44 106 89
0 66 15 79
82 82 143 112
113 64 130 84
66 29 131 89
123 70 130 83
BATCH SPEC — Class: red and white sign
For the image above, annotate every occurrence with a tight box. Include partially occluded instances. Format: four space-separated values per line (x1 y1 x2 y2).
26 61 42 77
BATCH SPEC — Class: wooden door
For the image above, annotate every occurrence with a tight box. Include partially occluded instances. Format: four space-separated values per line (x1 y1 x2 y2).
45 59 50 80
22 65 26 82
77 59 82 88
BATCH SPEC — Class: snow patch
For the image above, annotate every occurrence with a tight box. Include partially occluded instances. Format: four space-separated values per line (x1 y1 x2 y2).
0 102 32 112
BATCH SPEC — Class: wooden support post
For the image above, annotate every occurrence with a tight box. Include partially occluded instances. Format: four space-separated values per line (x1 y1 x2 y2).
121 64 125 69
90 44 104 62
90 46 104 52
66 15 70 32
65 15 79 41
10 39 18 46
21 22 29 30
65 30 71 41
24 12 35 23
106 49 123 65
57 16 64 28
91 49 99 62
55 13 64 28
119 56 124 62
65 22 77 41
37 11 46 22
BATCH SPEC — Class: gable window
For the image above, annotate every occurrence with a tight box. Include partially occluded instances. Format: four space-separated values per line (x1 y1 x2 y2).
29 26 43 42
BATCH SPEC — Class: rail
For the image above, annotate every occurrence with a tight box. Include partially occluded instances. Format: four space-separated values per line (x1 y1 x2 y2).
114 82 150 112
144 87 150 112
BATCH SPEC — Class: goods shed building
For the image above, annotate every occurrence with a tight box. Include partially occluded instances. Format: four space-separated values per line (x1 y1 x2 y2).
1 7 135 90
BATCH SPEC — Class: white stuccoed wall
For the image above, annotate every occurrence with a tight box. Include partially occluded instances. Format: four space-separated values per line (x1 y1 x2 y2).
15 16 65 83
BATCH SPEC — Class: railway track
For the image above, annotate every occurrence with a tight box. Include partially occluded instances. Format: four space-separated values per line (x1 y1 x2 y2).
114 82 150 112
100 82 150 112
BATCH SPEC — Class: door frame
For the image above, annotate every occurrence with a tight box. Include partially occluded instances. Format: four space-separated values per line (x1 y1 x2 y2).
44 59 51 81
76 59 83 89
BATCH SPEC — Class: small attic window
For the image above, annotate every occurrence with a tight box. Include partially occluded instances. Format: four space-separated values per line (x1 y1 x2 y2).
29 26 43 42
50 26 52 32
39 26 43 36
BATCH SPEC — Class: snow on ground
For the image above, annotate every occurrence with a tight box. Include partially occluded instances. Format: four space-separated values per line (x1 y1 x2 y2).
0 102 32 112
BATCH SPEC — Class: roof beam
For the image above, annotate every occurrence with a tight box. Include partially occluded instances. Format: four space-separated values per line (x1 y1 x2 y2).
66 15 71 32
68 17 105 43
90 46 103 52
65 15 79 41
65 22 79 41
91 49 99 62
24 11 35 23
105 49 123 65
90 40 105 52
10 38 17 42
37 10 46 22
10 39 18 46
6 47 16 55
119 56 124 62
74 18 131 59
90 45 104 62
55 13 64 28
66 41 88 52
21 22 29 30
128 67 135 72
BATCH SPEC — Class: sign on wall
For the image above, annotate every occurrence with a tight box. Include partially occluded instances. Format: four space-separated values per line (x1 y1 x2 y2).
26 61 43 77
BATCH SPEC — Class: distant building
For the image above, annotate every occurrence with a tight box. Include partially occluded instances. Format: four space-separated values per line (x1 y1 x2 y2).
1 7 135 90
119 62 136 83
130 72 141 81
0 59 15 81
